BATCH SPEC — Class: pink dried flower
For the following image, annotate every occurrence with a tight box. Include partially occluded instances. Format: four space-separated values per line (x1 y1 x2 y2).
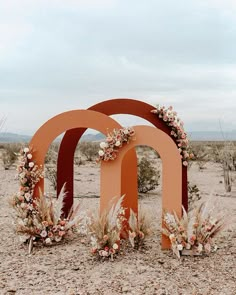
60 220 66 226
139 231 145 239
103 235 109 241
109 248 115 254
42 221 49 227
129 231 136 238
189 235 196 245
59 231 65 237
18 196 24 202
91 248 97 254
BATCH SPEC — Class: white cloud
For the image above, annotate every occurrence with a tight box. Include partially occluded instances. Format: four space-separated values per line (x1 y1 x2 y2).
204 0 236 11
0 0 235 133
0 23 32 56
1 0 116 11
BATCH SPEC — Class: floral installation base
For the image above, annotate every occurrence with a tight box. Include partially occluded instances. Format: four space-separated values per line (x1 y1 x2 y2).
162 202 224 259
11 147 83 253
88 196 126 260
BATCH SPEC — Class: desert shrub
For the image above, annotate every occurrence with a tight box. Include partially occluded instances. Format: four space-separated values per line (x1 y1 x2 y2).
45 167 57 190
188 182 201 211
45 144 58 164
74 156 85 166
136 146 159 159
192 145 208 170
219 145 234 193
1 143 21 170
138 157 160 193
78 141 100 161
208 143 223 163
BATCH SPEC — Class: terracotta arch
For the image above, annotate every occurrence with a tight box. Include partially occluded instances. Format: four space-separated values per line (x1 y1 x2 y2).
57 98 188 215
100 125 182 249
29 110 124 207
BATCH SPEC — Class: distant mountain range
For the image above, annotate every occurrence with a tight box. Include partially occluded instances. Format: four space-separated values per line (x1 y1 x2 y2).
0 132 105 143
188 131 236 141
1 131 236 143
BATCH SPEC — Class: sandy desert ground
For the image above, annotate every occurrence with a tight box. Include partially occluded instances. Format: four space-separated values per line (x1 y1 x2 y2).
0 156 236 295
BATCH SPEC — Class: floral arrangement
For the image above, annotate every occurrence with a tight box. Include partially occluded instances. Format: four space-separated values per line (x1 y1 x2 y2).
162 202 224 258
151 105 194 166
87 196 126 260
97 127 135 162
128 208 153 249
11 147 82 253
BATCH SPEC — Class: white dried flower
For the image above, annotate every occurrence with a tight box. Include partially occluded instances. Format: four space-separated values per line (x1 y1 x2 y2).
185 243 191 250
177 244 183 251
24 193 31 201
45 238 52 244
197 243 203 253
100 142 107 149
55 236 62 242
101 250 109 257
40 230 47 238
27 154 33 159
115 141 121 147
23 148 29 153
28 162 34 168
20 203 26 209
113 243 118 250
98 150 104 157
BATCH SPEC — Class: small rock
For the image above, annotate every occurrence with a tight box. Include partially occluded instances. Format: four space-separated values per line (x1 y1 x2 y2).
122 286 130 292
6 289 17 294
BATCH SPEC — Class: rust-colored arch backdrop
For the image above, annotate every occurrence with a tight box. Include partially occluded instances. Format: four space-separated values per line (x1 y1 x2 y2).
57 98 188 215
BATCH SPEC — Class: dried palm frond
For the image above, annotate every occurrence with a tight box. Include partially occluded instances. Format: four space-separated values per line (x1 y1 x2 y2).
65 203 83 230
87 195 126 258
53 183 66 222
162 201 225 258
107 195 125 228
128 206 153 249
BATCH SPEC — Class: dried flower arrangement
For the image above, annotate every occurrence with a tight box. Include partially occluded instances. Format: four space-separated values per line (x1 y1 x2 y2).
128 208 153 249
87 196 126 260
11 147 82 253
151 105 194 166
97 127 135 162
162 202 224 258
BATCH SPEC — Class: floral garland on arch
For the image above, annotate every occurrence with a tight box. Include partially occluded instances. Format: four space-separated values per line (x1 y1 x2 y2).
97 127 135 162
151 105 194 166
11 147 82 253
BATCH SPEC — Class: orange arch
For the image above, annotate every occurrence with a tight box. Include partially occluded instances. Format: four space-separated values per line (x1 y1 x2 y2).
29 110 123 201
101 125 182 249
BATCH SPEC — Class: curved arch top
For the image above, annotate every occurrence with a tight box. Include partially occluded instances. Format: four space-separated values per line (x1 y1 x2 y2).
30 109 122 197
57 98 188 213
101 125 182 213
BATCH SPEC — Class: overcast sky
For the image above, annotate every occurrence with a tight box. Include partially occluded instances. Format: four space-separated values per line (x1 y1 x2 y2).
0 0 235 135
